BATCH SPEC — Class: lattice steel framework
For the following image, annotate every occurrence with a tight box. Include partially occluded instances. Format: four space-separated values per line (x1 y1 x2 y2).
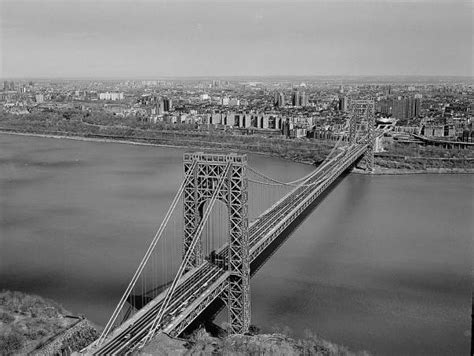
182 152 250 334
349 99 376 171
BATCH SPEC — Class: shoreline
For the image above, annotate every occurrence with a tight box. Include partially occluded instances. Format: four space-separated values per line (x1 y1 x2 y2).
1 130 473 175
0 130 315 167
353 167 474 175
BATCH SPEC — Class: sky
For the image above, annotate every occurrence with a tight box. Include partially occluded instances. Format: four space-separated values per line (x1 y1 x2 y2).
0 0 472 79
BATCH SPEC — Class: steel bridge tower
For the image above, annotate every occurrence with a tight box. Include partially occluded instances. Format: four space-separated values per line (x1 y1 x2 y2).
349 99 376 171
182 152 250 334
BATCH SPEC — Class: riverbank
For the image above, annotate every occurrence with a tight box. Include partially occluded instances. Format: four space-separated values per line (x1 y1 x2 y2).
372 142 474 173
354 167 474 175
0 111 333 164
1 129 473 175
0 129 318 166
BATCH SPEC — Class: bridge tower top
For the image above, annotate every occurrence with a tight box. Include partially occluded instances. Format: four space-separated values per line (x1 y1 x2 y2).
184 152 247 165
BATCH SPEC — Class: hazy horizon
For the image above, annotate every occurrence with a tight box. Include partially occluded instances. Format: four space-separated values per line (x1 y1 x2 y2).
1 0 472 79
1 74 473 82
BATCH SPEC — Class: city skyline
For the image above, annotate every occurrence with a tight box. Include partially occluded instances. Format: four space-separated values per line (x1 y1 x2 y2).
0 0 472 79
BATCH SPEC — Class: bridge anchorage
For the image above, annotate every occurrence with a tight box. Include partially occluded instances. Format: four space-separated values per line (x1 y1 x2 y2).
84 100 379 355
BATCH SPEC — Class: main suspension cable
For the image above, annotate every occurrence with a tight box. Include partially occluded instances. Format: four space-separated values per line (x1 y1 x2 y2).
246 120 350 187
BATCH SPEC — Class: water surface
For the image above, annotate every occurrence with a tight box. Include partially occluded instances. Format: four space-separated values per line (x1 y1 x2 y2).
0 134 471 355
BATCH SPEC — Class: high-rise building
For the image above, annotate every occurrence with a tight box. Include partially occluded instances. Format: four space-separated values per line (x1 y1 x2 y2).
157 100 165 115
274 92 285 107
35 94 44 103
299 91 308 107
292 91 300 107
338 96 349 112
163 97 172 112
377 96 421 120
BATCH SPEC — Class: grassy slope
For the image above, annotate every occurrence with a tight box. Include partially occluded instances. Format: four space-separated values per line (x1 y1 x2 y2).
0 290 73 353
0 290 99 354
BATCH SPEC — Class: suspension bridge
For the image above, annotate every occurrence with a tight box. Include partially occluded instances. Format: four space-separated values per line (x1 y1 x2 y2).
84 100 377 354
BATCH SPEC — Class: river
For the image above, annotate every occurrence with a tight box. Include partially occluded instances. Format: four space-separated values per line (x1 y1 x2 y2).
0 134 471 355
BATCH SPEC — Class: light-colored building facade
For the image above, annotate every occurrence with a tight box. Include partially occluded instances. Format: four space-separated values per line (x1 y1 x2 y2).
99 92 124 101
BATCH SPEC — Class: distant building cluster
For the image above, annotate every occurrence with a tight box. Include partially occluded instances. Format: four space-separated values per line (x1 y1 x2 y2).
138 94 172 115
1 80 39 104
376 96 422 120
99 92 124 101
3 81 16 91
202 111 283 129
421 123 455 138
274 90 308 108
292 90 308 107
221 97 240 106
1 78 472 145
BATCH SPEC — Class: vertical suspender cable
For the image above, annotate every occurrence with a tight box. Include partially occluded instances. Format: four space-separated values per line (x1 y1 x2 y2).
97 161 197 345
144 162 231 343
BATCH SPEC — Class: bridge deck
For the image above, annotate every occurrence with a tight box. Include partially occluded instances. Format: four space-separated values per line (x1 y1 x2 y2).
88 144 368 355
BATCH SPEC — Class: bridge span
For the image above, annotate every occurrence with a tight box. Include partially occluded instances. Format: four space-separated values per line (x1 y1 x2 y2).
87 145 368 354
84 100 376 355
